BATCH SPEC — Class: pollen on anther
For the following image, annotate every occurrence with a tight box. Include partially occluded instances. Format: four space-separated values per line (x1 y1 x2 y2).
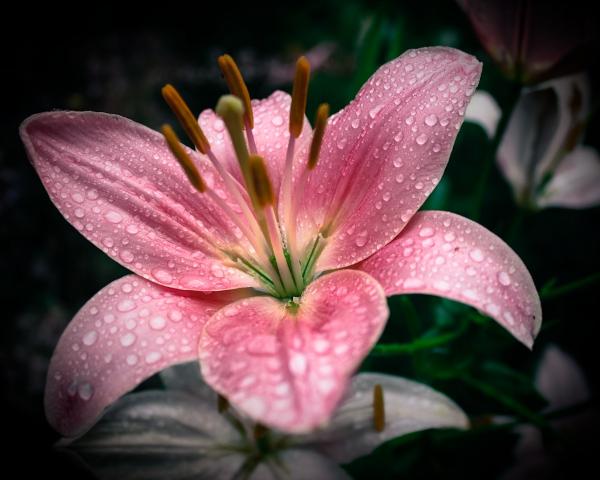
161 124 206 193
373 383 386 432
289 56 311 138
308 103 330 170
218 54 254 128
249 155 274 207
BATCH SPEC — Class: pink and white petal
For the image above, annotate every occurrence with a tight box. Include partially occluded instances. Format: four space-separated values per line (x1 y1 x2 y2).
536 146 600 209
45 274 239 437
497 74 590 201
464 90 501 138
359 211 542 348
199 91 312 198
304 372 468 463
294 47 482 271
199 270 389 433
21 111 259 292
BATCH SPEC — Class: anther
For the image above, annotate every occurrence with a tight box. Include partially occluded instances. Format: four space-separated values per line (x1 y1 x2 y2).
161 124 206 192
289 56 311 138
218 54 254 129
249 155 274 207
161 84 210 154
308 103 330 169
373 384 386 432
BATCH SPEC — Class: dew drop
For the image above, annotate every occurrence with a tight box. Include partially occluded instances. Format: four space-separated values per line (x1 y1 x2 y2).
498 271 512 286
145 352 162 364
351 118 360 129
404 278 424 288
354 230 368 247
83 330 98 346
78 382 94 401
469 249 484 262
150 316 167 330
271 115 284 126
419 227 434 238
369 104 385 119
126 354 139 365
119 250 134 263
120 332 136 347
104 210 123 224
432 143 441 153
117 299 136 312
169 310 183 322
126 224 139 235
416 133 428 145
424 114 438 126
152 269 173 284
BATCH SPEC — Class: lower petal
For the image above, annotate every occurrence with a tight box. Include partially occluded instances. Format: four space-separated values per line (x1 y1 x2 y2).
199 270 389 433
305 372 468 463
359 211 542 348
45 275 239 437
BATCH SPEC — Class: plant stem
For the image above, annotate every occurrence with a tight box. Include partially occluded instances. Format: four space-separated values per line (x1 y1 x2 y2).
541 272 600 300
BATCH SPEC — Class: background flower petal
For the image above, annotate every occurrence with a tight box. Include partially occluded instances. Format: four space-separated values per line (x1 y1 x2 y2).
21 111 260 291
45 274 237 437
293 47 482 271
536 146 600 209
303 372 468 463
62 390 245 480
199 91 312 199
464 90 501 138
359 211 542 348
199 270 388 433
252 449 352 480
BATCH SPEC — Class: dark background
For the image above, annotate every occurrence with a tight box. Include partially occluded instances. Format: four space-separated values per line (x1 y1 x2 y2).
2 1 599 478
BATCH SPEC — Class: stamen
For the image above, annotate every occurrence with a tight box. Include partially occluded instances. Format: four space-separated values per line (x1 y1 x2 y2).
161 124 206 192
308 103 330 170
249 155 274 207
161 84 210 154
289 56 311 138
373 384 386 432
217 54 256 154
217 394 229 413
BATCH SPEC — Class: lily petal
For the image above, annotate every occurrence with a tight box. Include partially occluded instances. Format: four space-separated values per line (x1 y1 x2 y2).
464 90 501 138
62 390 245 480
497 74 590 202
536 146 600 209
304 372 468 464
199 90 312 197
294 47 482 271
359 211 542 348
45 274 237 437
21 111 259 291
199 270 389 433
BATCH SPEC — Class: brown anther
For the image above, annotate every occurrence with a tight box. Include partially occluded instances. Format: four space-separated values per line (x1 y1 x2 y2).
289 56 311 138
249 155 274 207
308 103 330 170
161 84 210 154
373 383 385 432
217 54 254 128
161 124 206 193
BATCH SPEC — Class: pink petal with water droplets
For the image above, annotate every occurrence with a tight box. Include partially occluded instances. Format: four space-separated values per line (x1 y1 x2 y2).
359 211 542 348
45 275 239 437
536 146 600 209
199 270 388 433
294 47 482 271
21 111 259 292
199 90 312 198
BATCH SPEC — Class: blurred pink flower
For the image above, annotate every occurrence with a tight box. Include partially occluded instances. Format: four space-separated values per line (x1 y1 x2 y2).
458 0 598 83
21 47 541 439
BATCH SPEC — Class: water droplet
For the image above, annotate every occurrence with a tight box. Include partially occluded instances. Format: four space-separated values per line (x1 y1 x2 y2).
419 227 434 238
403 278 424 289
121 282 133 293
424 114 438 126
498 271 512 286
469 249 484 262
405 116 414 125
152 269 173 284
416 133 428 145
503 311 516 326
126 354 138 365
271 115 284 126
103 313 115 323
432 143 441 153
212 119 225 131
74 208 85 218
126 224 139 235
78 382 94 401
210 264 224 278
71 192 84 203
354 230 368 247
117 299 136 312
289 353 307 374
104 210 123 224
337 138 347 150
433 280 450 291
83 331 98 346
169 310 183 322
313 338 330 354
120 332 136 347
247 335 278 355
145 352 162 364
395 174 405 184
415 181 424 190
369 104 385 119
351 118 360 129
150 316 167 330
102 237 114 248
119 250 134 263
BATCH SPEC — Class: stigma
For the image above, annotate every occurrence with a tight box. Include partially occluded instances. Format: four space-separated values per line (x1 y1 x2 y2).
160 54 330 299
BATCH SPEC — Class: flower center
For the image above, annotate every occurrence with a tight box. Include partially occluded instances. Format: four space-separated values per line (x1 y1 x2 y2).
161 55 330 299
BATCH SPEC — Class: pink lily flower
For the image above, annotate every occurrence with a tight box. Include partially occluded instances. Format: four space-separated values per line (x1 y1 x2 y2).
20 46 541 439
